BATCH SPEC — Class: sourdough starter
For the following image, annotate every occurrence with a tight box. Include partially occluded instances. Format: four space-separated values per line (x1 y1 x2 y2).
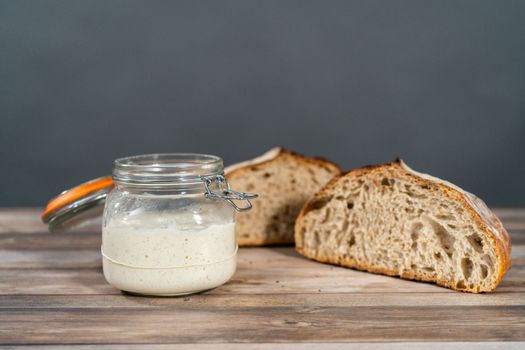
102 217 236 295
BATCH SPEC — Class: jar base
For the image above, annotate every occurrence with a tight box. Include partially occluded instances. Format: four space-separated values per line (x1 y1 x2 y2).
121 289 211 297
102 253 236 297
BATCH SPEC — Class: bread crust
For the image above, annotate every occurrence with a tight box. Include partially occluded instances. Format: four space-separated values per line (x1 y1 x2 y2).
226 148 342 246
225 148 342 179
295 159 511 293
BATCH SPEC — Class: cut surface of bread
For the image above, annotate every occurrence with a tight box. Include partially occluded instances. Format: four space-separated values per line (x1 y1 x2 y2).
226 148 341 246
295 159 511 293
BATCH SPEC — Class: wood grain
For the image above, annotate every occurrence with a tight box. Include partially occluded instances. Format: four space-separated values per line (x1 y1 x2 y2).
1 306 524 344
0 208 524 346
3 344 525 350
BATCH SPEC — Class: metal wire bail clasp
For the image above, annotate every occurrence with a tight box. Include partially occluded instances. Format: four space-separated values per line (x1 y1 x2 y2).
201 175 258 212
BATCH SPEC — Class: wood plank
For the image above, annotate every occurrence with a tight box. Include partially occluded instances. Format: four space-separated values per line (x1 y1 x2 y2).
0 208 54 234
0 231 101 250
1 243 524 269
493 208 525 218
510 230 525 245
1 262 524 296
0 267 446 295
0 269 118 295
0 250 101 269
0 292 524 309
495 208 525 230
4 343 525 350
1 306 524 344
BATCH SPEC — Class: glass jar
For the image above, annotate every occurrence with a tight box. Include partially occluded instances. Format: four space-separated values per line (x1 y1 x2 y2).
100 153 255 296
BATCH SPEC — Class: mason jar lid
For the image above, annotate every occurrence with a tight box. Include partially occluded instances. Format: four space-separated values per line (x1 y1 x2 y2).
41 176 114 232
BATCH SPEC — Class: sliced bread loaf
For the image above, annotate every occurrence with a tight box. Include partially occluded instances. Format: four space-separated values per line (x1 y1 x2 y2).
225 147 341 246
294 159 511 293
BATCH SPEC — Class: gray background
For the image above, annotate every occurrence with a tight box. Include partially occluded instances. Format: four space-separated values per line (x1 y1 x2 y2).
1 0 524 207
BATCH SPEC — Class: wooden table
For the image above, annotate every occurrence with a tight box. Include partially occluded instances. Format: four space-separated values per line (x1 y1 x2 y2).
1 208 524 349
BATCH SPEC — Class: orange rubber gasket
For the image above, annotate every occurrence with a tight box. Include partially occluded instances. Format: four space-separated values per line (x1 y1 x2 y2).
41 176 114 221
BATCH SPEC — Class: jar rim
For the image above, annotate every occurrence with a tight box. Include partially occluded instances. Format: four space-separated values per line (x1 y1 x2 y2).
113 153 224 187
